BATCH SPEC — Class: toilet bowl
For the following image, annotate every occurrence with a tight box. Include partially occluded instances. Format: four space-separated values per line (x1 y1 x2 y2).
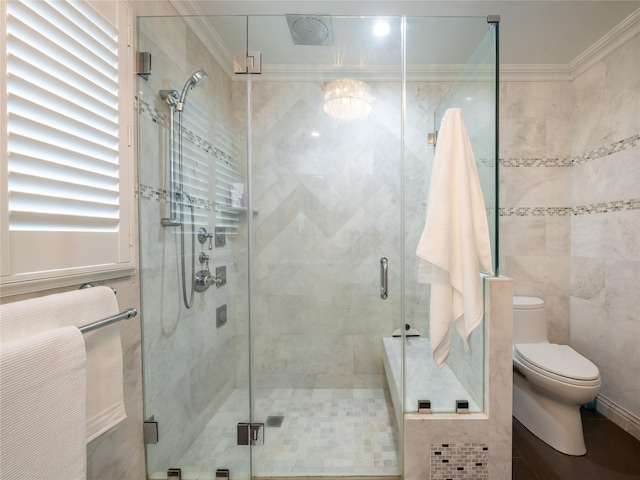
512 296 600 456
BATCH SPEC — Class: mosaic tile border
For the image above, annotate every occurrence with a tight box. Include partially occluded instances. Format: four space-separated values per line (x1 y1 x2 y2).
499 199 640 217
500 207 572 217
500 157 572 168
573 198 640 215
136 97 168 127
137 97 236 165
138 184 220 212
500 134 639 169
137 97 241 220
573 134 640 166
476 158 497 168
430 443 488 480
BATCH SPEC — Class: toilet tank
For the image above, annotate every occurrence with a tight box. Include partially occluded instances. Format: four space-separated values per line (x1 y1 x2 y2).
513 296 548 344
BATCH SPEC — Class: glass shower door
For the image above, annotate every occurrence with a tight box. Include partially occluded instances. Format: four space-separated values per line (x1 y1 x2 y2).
138 15 252 480
246 15 404 477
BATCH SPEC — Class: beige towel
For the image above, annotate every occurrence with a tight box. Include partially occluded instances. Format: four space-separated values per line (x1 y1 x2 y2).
0 326 87 480
0 286 127 442
416 108 493 367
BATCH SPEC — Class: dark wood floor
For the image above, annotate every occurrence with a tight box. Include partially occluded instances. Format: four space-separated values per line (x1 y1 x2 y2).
513 408 640 479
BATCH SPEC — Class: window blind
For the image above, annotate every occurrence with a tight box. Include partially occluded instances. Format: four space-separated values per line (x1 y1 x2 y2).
215 148 242 235
177 100 210 229
2 0 131 281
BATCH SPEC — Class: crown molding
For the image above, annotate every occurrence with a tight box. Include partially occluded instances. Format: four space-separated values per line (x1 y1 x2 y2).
499 64 570 82
569 7 640 80
253 64 493 83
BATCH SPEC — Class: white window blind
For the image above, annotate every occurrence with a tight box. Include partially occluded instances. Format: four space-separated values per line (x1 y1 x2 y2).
178 100 210 228
1 0 133 292
215 149 242 234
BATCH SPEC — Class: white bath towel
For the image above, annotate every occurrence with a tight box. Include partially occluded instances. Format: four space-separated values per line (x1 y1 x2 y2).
0 326 87 480
0 286 127 442
416 108 493 367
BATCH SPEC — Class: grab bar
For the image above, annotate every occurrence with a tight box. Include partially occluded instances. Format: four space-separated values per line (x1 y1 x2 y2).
380 257 388 300
79 308 138 334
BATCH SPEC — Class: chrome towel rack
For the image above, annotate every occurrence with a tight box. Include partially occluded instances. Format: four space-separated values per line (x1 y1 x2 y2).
79 308 138 334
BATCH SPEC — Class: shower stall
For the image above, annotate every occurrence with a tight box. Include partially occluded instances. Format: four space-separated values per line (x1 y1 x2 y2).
137 13 501 480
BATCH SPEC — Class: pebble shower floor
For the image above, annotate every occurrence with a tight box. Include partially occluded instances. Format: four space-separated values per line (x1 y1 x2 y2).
155 388 400 479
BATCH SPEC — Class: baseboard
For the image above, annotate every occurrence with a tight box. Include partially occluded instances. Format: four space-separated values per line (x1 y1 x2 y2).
595 393 640 441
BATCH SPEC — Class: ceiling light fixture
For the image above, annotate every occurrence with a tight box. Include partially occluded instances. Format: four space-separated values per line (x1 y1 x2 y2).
373 20 390 37
323 78 372 121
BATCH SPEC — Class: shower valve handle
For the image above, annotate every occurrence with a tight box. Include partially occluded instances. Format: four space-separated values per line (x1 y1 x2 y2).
197 227 214 249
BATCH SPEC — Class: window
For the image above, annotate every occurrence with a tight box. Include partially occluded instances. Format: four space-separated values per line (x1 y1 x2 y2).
1 0 134 296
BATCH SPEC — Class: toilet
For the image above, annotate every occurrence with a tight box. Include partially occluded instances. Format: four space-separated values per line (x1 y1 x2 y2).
512 296 600 456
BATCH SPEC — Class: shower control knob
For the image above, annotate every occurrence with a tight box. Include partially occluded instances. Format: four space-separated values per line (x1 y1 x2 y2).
197 227 214 249
195 269 224 292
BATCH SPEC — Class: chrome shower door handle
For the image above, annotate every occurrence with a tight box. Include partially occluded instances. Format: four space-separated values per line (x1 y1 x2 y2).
380 257 388 300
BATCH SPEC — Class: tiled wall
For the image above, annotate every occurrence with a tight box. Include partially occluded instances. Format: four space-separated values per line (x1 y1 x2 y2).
569 34 640 435
249 78 489 397
404 277 513 480
430 443 489 480
250 80 403 389
500 33 639 436
499 81 573 344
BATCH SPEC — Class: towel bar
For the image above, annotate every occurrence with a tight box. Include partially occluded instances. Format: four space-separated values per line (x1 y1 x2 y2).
79 308 137 334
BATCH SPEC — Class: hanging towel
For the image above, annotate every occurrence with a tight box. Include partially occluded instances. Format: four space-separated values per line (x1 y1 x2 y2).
0 286 127 442
0 326 87 480
416 108 493 367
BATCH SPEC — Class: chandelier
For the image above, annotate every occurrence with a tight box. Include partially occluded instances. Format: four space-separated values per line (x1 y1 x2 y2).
323 78 372 120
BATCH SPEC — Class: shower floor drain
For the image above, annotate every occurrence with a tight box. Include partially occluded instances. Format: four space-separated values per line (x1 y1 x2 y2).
266 416 284 427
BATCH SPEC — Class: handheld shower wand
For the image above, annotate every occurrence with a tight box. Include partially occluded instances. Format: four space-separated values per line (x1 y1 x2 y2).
176 70 207 112
158 70 208 309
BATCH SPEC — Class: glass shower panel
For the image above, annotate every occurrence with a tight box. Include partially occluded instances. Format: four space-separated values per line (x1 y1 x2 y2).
402 17 497 415
247 15 403 477
433 24 498 273
137 15 251 480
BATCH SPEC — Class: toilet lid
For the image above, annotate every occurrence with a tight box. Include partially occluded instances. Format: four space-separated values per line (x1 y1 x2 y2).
513 296 544 309
514 343 600 381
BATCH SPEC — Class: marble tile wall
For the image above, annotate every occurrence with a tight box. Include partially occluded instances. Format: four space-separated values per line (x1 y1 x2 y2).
499 80 573 344
137 17 249 474
250 80 403 389
500 32 639 437
569 34 640 436
250 78 491 397
404 276 513 480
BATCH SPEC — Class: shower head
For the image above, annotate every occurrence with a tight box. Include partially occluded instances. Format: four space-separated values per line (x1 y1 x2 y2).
286 15 333 46
176 69 208 111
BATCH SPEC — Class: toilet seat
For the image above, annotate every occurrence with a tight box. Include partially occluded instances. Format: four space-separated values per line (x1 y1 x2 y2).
514 343 600 387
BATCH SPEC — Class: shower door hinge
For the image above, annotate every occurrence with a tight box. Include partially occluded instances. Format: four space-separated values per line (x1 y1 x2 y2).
237 422 264 445
233 51 262 74
167 468 181 480
143 416 159 444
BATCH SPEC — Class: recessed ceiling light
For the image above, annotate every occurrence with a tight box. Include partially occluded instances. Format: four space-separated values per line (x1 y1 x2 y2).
311 131 320 137
373 21 390 37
